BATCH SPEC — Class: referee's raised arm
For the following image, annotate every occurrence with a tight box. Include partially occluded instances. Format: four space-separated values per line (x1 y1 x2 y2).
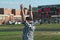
20 4 26 22
29 5 33 21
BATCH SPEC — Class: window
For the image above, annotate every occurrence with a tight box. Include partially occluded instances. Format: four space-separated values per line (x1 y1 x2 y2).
11 9 15 15
46 12 49 16
57 8 60 14
44 8 50 12
38 9 42 13
0 8 4 14
51 7 57 11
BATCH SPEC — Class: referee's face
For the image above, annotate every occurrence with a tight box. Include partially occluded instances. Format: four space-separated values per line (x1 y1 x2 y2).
27 20 32 24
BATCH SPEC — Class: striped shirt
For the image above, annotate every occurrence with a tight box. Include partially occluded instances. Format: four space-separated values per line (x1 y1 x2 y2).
22 21 35 40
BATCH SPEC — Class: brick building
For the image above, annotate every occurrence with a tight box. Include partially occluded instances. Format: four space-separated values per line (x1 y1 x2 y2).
0 8 21 24
0 7 28 24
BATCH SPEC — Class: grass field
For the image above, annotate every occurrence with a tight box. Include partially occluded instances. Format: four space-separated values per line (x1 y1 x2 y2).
0 24 60 40
36 23 60 29
0 31 60 40
0 24 60 30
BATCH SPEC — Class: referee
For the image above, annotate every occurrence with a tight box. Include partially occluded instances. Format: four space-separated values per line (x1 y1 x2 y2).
20 4 35 40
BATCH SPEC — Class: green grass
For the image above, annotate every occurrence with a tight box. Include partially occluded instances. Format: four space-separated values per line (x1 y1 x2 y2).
34 31 60 40
0 24 60 30
35 23 60 29
0 32 22 40
0 31 60 40
0 24 24 30
0 24 60 40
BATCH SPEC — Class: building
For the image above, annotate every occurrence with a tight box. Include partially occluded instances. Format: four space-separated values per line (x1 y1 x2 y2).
0 4 60 24
32 4 60 23
0 7 28 24
0 8 21 24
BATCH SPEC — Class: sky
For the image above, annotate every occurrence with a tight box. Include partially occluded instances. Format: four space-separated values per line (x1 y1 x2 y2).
0 0 60 9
